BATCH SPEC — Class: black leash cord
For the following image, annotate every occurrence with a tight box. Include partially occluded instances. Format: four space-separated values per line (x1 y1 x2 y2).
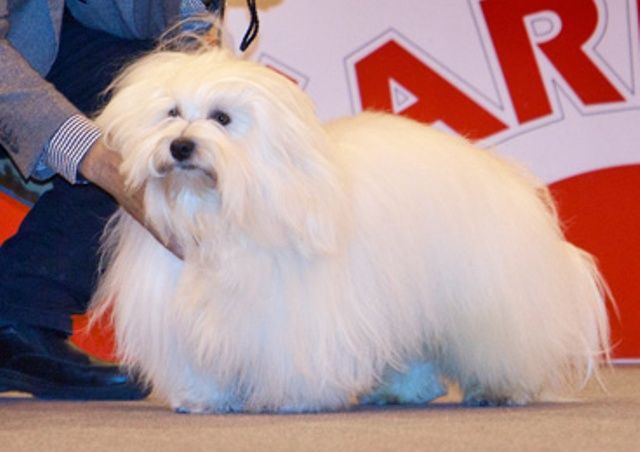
239 0 259 51
203 0 258 52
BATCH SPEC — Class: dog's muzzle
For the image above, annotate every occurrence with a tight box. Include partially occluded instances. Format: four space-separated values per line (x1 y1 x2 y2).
161 138 218 188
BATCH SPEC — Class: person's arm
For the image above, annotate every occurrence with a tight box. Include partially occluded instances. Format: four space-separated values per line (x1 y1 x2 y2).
0 25 81 180
79 140 183 258
1 3 182 257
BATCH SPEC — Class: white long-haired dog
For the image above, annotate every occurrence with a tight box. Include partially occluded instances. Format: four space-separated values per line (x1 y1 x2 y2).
91 45 610 413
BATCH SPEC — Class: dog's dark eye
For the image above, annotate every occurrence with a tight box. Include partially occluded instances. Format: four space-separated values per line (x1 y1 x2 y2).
210 109 232 126
168 107 180 118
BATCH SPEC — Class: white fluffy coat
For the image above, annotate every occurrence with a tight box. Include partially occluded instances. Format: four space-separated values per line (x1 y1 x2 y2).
92 48 610 413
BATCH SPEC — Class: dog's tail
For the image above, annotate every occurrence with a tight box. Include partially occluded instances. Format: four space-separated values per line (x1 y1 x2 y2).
560 244 613 389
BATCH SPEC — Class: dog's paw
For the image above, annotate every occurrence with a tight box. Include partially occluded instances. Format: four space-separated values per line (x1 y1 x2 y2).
462 388 529 407
173 399 244 414
360 361 447 406
171 393 244 414
462 396 527 408
174 403 210 414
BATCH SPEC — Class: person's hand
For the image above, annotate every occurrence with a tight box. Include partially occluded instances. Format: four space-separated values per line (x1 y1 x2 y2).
79 139 184 259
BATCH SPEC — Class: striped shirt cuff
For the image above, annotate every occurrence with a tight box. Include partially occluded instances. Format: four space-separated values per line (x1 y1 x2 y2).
46 115 102 184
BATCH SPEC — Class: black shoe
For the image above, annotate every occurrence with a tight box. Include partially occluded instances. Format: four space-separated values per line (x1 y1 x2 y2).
0 323 150 400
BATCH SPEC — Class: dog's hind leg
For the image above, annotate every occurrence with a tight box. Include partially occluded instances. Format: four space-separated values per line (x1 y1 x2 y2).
359 361 447 406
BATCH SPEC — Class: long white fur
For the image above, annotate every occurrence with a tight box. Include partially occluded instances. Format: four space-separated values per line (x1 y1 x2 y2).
91 47 610 413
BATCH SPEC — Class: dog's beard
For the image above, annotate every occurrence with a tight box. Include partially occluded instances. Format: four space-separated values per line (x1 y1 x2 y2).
157 163 219 196
143 163 221 251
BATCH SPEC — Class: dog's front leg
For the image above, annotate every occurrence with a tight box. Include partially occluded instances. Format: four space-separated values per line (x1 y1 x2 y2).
169 378 244 414
158 354 244 414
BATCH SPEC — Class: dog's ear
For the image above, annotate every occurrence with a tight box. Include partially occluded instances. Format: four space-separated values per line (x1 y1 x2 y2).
276 148 346 256
231 77 348 255
272 82 349 256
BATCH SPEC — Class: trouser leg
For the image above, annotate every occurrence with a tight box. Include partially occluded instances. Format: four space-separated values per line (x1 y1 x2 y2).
0 13 153 333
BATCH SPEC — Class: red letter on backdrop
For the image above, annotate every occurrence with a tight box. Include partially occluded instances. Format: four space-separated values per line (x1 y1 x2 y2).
354 40 507 141
481 0 624 124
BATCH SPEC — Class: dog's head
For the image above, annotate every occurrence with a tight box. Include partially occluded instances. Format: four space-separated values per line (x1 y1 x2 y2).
96 48 345 255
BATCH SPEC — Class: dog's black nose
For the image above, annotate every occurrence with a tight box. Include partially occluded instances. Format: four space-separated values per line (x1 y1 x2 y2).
170 138 195 162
